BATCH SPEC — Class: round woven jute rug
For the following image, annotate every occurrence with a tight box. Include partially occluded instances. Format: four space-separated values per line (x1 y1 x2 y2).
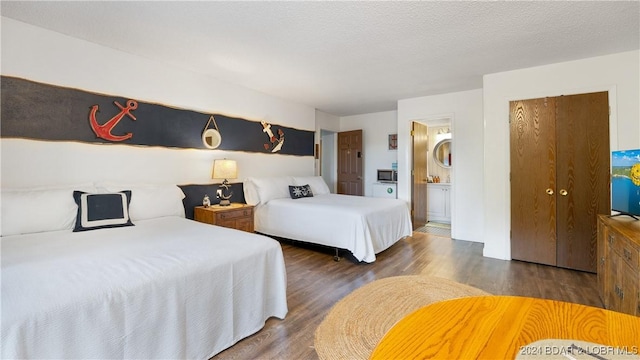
314 275 490 360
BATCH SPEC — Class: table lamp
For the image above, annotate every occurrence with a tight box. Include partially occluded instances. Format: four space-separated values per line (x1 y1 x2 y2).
212 159 237 206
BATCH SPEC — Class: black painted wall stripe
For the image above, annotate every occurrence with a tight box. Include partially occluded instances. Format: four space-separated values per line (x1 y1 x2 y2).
1 76 314 156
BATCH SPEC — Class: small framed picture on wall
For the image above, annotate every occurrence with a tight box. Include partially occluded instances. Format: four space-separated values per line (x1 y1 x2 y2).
388 134 397 150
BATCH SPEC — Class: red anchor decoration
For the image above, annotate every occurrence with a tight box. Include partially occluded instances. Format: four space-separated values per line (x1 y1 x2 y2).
89 100 138 141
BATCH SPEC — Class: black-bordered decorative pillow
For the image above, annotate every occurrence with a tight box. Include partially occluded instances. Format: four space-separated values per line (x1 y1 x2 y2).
73 191 134 232
289 184 314 199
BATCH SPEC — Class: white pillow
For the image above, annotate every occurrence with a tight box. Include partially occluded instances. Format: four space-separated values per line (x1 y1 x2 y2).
243 178 260 206
293 176 331 195
246 176 293 204
1 183 97 236
96 183 186 221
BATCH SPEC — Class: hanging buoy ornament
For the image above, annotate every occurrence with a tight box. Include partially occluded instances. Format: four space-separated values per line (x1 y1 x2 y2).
202 115 222 149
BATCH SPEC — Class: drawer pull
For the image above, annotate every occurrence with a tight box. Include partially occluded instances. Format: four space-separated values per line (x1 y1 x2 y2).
608 235 614 245
243 210 249 216
220 214 226 219
623 248 632 261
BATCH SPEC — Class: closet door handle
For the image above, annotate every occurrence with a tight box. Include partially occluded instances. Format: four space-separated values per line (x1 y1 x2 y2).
559 189 568 196
546 188 554 195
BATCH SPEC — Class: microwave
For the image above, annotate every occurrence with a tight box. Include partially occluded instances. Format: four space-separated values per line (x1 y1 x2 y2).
377 169 397 183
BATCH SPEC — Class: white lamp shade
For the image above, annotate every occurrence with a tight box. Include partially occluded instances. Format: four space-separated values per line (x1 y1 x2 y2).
212 159 238 180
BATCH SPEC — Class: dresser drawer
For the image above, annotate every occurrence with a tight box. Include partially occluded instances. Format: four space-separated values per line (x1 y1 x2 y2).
610 229 640 271
598 215 640 316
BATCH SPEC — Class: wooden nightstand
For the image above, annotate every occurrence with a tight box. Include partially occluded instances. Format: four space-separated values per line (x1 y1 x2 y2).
194 203 254 233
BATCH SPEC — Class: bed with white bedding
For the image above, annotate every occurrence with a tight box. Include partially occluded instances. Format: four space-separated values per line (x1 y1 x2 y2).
244 176 412 263
1 184 288 359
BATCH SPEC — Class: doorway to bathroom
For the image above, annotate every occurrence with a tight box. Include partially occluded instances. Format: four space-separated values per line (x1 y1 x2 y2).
411 117 452 237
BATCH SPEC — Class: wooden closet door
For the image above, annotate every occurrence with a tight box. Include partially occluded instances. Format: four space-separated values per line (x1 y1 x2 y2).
510 97 558 266
555 92 610 272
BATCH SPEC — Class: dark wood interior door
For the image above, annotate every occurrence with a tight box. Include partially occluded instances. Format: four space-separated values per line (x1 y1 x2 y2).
337 130 363 196
510 92 610 273
555 92 610 272
510 97 558 266
412 122 429 229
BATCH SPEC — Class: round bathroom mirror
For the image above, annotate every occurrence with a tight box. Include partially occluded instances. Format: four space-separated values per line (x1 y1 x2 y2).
433 139 452 168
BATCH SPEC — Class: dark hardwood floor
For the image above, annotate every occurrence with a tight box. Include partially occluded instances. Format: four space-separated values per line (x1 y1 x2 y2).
213 232 602 359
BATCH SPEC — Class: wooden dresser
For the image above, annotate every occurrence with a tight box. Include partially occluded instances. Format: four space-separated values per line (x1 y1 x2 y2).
194 203 254 233
597 215 640 316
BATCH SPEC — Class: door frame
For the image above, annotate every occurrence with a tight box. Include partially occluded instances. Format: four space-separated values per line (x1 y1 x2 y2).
509 92 611 272
411 115 455 233
319 129 337 193
503 86 619 259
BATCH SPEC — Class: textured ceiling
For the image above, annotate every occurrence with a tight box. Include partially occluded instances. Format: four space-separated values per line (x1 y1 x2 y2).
2 1 639 116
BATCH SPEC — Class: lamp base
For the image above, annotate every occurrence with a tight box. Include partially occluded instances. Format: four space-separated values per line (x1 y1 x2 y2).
219 199 231 206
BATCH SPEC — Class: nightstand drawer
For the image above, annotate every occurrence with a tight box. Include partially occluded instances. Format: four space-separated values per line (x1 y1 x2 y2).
220 217 253 233
216 208 252 221
194 204 254 233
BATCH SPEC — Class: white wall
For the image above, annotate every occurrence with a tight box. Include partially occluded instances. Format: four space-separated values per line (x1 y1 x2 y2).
482 50 640 260
340 110 398 197
397 89 484 242
1 18 316 188
315 110 341 134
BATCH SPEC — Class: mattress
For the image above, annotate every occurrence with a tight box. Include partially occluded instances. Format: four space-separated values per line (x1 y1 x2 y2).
254 193 412 262
1 216 288 359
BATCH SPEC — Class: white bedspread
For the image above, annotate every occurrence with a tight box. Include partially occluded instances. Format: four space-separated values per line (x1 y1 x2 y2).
254 194 412 262
1 216 288 359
